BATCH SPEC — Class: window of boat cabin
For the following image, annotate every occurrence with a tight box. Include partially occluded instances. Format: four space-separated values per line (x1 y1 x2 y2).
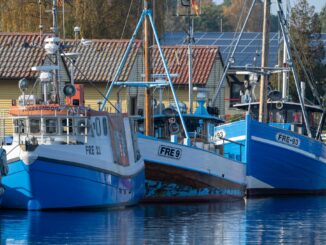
230 81 242 106
61 118 73 134
14 119 26 134
287 110 302 124
102 117 108 136
29 119 40 134
95 118 101 136
77 119 86 135
45 119 57 134
269 110 285 123
309 111 321 129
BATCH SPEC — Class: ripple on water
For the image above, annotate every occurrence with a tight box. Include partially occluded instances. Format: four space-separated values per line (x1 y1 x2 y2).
1 197 326 244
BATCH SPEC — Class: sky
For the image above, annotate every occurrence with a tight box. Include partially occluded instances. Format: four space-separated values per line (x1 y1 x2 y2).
213 0 325 13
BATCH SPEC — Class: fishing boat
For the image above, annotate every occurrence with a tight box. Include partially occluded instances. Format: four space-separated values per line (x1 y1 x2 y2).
137 96 246 201
100 1 246 202
0 0 144 210
212 0 326 195
0 148 7 204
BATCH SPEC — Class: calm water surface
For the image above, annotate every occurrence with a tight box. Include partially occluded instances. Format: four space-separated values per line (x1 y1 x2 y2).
1 196 326 244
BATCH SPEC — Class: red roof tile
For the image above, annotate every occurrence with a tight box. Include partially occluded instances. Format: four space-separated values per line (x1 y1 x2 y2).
0 33 221 86
0 33 47 79
0 33 141 82
152 45 220 85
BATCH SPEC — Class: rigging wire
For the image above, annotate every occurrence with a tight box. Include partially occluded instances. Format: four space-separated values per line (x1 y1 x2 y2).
226 0 249 62
104 0 137 101
59 52 121 112
120 0 135 40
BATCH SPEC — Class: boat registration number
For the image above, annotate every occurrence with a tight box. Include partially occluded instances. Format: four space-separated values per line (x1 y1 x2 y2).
85 145 102 155
276 133 300 147
158 145 182 160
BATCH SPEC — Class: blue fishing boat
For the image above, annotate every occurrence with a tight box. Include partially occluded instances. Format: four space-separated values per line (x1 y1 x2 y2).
0 148 7 204
211 0 326 195
100 1 246 202
0 0 144 210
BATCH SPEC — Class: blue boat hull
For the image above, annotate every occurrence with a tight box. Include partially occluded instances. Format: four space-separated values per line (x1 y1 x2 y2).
1 159 145 210
215 116 326 195
247 118 326 195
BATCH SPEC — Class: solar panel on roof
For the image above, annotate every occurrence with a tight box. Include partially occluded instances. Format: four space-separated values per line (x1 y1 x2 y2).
213 40 231 46
242 46 260 53
220 32 239 38
161 32 326 66
202 33 219 38
243 32 260 39
195 39 216 45
238 39 253 46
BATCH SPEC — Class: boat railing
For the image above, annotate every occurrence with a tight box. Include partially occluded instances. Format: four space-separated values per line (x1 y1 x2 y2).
8 110 90 146
218 136 244 162
0 109 11 145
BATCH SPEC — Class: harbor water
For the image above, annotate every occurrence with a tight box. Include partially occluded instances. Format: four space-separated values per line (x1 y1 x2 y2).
1 196 326 244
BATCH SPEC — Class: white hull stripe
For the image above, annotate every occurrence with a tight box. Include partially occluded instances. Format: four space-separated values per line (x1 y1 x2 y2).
251 136 326 164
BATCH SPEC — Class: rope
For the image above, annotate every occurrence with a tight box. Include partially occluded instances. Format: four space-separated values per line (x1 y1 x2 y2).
226 0 249 61
120 0 135 40
60 53 121 112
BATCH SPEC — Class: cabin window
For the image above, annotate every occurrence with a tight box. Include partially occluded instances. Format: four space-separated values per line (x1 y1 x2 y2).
102 117 108 136
230 82 242 106
77 119 87 135
30 119 40 134
95 118 101 136
61 118 73 134
45 119 57 134
287 110 302 124
129 97 137 115
14 119 26 134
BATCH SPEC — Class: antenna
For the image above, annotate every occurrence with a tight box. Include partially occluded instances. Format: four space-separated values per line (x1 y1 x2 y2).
38 0 43 37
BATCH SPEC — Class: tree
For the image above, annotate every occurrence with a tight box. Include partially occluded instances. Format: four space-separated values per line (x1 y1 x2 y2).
289 0 325 99
320 5 326 33
0 0 167 39
194 3 231 32
222 0 264 32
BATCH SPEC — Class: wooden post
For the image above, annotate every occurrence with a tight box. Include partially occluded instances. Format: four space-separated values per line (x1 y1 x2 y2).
144 0 153 136
258 0 270 123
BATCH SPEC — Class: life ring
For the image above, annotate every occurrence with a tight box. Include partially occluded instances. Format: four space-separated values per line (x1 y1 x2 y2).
276 101 283 110
169 122 180 135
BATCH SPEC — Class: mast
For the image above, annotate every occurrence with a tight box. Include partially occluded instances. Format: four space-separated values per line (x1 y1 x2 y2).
144 0 153 136
188 8 194 114
282 0 290 100
51 0 60 104
258 0 270 123
276 0 312 137
52 0 58 35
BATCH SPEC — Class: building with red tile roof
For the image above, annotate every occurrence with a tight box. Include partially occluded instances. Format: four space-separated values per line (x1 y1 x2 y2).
0 33 227 121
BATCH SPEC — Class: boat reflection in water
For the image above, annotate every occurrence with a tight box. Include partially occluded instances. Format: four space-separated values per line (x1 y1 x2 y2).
0 207 145 244
1 197 326 244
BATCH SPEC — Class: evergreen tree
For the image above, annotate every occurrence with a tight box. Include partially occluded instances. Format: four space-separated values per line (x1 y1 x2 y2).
320 5 326 33
289 0 325 99
222 0 264 32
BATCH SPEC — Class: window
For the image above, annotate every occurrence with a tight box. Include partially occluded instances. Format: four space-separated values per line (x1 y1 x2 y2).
30 119 40 134
230 82 242 106
95 118 101 136
61 118 73 134
14 119 26 134
77 119 87 135
45 119 57 134
102 117 108 136
130 97 137 115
